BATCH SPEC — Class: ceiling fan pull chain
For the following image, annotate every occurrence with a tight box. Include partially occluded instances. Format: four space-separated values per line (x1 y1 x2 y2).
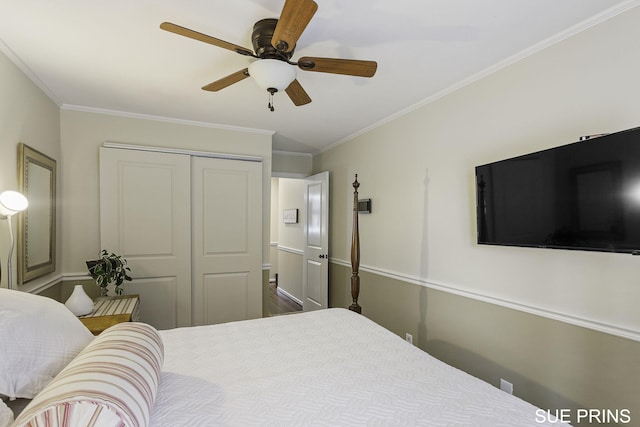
268 89 276 112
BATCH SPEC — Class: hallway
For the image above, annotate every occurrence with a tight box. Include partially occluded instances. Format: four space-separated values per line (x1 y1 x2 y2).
267 282 302 316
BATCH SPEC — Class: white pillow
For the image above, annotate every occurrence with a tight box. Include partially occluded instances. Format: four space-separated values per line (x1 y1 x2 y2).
0 400 13 427
0 288 94 399
13 322 164 427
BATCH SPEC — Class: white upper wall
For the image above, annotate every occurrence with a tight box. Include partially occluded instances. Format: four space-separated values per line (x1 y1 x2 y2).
315 6 640 337
0 49 60 291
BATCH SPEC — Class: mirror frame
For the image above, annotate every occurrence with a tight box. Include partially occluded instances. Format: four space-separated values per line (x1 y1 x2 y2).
17 143 57 284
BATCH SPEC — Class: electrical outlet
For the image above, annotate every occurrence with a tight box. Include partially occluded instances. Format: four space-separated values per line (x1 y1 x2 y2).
500 378 513 395
405 333 413 344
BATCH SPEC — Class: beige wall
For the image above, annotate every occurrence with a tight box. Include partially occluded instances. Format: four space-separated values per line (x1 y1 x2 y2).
275 177 307 301
272 150 313 177
277 250 303 303
329 263 640 422
59 109 272 275
269 178 280 282
316 6 640 423
0 49 60 292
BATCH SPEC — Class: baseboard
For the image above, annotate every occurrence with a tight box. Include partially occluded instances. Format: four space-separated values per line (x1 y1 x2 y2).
277 287 303 306
21 273 63 294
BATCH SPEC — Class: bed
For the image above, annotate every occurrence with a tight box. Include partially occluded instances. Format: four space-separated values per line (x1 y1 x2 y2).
152 308 556 426
2 289 559 426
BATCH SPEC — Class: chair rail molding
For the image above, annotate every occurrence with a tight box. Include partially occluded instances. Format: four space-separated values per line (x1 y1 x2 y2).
277 245 304 256
329 258 640 342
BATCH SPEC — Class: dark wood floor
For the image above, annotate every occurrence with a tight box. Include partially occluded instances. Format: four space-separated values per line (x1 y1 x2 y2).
267 282 302 316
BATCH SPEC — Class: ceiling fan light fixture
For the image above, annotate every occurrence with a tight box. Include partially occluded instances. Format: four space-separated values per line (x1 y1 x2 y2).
248 59 296 92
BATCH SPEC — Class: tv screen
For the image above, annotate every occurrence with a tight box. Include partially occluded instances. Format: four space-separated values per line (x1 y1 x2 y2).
475 126 640 254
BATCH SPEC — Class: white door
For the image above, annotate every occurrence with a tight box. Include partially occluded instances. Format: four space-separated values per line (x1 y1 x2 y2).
191 157 263 325
302 171 329 311
99 147 192 329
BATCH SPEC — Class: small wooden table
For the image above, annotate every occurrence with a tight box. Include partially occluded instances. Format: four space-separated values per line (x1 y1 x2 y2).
79 294 140 335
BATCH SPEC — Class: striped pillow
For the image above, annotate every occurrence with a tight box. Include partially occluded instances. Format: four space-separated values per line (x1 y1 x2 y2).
13 322 164 427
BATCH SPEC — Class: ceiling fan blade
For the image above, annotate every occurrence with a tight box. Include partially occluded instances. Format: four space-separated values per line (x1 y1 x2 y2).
285 79 312 106
202 69 250 91
297 57 377 78
160 22 255 57
272 0 318 53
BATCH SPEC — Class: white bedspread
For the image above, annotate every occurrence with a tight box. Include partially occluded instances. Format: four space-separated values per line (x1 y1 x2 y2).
152 308 556 426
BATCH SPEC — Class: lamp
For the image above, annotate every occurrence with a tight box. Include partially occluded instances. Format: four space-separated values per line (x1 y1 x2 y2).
248 59 296 111
0 191 29 289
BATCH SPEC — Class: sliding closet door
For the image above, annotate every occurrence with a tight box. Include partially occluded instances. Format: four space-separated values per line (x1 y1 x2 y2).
191 156 263 325
99 148 192 329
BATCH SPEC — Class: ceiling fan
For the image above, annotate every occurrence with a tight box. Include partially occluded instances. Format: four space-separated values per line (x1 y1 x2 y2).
160 0 377 111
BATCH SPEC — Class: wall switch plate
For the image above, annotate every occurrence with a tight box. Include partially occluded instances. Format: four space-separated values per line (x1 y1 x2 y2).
500 378 513 395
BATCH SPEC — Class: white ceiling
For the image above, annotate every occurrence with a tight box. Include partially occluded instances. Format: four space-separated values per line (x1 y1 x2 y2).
1 0 637 153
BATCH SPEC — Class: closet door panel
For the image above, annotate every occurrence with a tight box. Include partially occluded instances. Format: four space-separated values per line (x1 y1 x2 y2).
202 272 249 325
99 147 192 329
192 157 262 326
120 165 174 254
125 276 178 330
203 169 249 254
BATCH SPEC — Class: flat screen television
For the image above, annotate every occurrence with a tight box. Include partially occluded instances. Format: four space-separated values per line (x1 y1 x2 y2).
475 126 640 254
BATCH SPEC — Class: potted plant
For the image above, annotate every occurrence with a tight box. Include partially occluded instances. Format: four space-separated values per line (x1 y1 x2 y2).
86 250 132 297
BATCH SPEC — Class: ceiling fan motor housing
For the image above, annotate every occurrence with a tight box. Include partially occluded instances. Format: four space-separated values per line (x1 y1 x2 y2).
252 18 294 60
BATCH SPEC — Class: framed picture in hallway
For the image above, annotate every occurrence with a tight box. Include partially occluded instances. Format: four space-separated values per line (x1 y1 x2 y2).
283 208 298 224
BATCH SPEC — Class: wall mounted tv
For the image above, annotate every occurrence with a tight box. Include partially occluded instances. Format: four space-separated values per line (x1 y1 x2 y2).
475 126 640 254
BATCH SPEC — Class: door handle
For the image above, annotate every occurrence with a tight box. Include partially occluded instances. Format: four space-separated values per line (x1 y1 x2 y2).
319 254 328 259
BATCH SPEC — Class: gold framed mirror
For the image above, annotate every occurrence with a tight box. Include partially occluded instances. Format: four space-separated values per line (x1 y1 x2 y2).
17 143 57 284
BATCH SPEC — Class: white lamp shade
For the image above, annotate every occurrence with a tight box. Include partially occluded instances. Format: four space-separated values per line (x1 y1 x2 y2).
0 191 28 217
248 59 296 92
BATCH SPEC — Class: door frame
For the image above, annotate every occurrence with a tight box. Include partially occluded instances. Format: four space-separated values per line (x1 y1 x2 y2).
270 172 329 311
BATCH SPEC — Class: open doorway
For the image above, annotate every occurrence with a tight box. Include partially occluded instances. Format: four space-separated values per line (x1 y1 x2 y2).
269 173 329 314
